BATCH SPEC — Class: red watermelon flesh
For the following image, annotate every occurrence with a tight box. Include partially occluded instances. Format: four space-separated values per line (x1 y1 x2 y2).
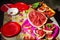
23 35 35 40
28 9 47 27
46 34 53 39
24 36 29 40
35 29 45 36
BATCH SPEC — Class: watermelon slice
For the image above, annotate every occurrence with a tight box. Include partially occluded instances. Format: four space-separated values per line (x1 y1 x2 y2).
23 35 35 40
43 23 55 34
23 36 29 40
46 33 53 40
29 36 36 40
27 9 47 28
33 29 45 39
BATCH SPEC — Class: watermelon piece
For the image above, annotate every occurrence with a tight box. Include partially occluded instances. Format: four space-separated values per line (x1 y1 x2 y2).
23 35 35 40
33 29 45 39
27 9 47 28
29 36 36 40
23 36 29 40
46 33 53 40
43 23 55 34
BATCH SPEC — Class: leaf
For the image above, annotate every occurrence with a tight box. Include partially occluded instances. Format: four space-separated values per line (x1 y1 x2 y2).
32 2 39 8
25 10 29 13
46 23 51 28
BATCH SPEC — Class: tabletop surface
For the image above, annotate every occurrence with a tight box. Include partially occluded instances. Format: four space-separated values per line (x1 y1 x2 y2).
0 0 60 40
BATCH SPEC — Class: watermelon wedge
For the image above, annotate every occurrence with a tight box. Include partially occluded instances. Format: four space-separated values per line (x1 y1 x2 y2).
46 33 53 40
33 29 45 39
43 23 55 34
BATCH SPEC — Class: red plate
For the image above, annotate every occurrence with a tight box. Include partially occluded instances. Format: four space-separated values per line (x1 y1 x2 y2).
1 22 21 37
15 2 29 12
1 4 14 12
